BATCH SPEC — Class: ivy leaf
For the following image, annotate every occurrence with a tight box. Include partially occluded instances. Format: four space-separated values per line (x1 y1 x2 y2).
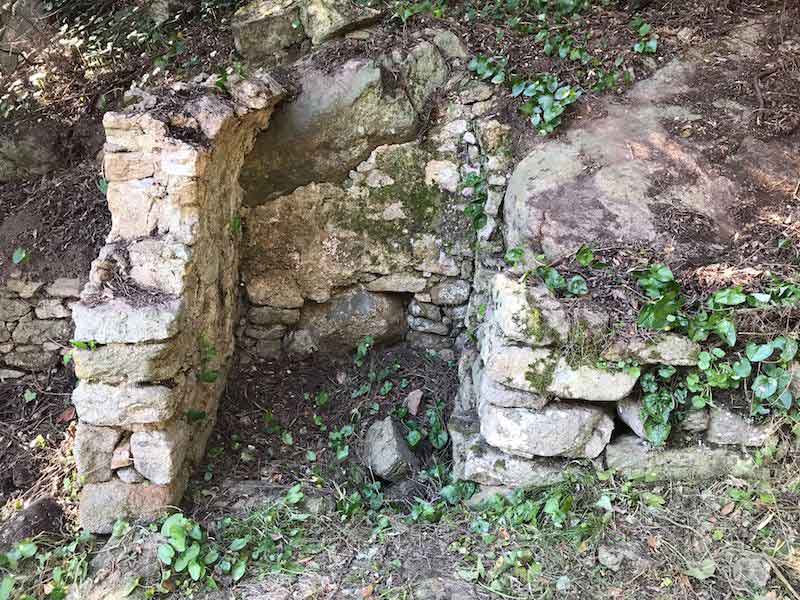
440 484 461 505
732 358 752 379
779 337 798 362
752 375 778 400
746 342 774 363
643 420 671 446
711 287 747 306
231 559 247 582
566 275 588 296
11 247 28 265
406 429 423 448
685 558 716 581
714 318 737 347
575 244 594 267
188 560 202 581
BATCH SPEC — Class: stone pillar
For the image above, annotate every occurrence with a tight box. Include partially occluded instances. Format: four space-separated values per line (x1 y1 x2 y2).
71 76 284 532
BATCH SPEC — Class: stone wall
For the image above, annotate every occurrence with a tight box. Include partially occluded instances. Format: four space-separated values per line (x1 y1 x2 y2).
452 271 769 490
237 32 513 360
0 276 80 379
70 76 284 532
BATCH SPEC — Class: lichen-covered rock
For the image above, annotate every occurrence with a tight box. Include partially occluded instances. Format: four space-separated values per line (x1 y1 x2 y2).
74 424 122 484
366 273 428 293
248 305 301 325
72 299 183 344
490 273 568 346
605 434 757 481
617 397 645 439
0 297 31 321
706 407 772 447
450 416 569 488
300 0 381 45
430 280 470 306
11 317 71 344
478 398 614 459
679 408 710 433
298 287 405 353
241 57 417 202
402 40 448 112
232 0 306 64
364 416 419 482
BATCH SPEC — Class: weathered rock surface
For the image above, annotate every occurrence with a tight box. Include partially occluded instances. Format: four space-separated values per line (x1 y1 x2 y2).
617 397 646 439
298 287 406 353
233 0 306 64
364 417 419 482
72 381 181 427
706 407 772 447
605 434 757 481
504 58 743 265
241 56 424 202
479 399 614 459
300 0 381 45
450 416 569 488
0 122 61 182
131 425 187 485
604 334 700 366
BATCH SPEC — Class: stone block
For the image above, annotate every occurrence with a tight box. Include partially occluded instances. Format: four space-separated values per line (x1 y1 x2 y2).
408 316 449 336
605 434 757 481
4 348 57 371
34 299 70 319
103 151 156 181
232 0 306 63
407 331 451 351
79 472 188 533
604 333 700 366
450 416 569 488
300 0 381 45
490 273 569 346
4 279 43 298
0 297 31 321
248 306 300 326
131 424 187 485
366 273 428 293
72 299 183 344
72 381 182 427
73 340 184 384
430 280 470 305
409 300 441 321
706 407 771 447
364 417 419 482
74 424 121 484
11 318 71 344
127 239 191 295
45 278 82 298
479 398 614 459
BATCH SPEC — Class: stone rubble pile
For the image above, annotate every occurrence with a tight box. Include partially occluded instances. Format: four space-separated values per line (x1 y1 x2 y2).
451 272 770 489
69 75 285 532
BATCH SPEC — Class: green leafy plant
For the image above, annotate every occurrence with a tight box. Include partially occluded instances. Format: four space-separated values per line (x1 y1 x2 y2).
513 74 581 134
354 336 374 368
631 17 658 54
468 54 508 85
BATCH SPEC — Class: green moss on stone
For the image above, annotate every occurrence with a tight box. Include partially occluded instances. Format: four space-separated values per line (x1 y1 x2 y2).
525 353 557 394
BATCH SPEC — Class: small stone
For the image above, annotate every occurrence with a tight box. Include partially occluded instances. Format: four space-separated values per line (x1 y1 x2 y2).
680 409 710 433
406 389 423 415
46 278 82 298
438 349 455 362
430 280 470 306
284 329 316 356
11 318 71 344
459 81 494 104
407 331 451 351
245 324 287 340
34 299 70 319
732 553 771 589
598 545 623 572
232 0 306 63
476 119 511 154
0 498 63 554
463 131 477 145
0 369 25 381
603 334 700 366
424 159 460 193
364 417 419 482
111 438 132 470
116 467 145 484
556 575 571 592
707 407 771 447
0 297 31 321
248 306 301 326
246 274 304 308
74 424 122 484
617 397 646 439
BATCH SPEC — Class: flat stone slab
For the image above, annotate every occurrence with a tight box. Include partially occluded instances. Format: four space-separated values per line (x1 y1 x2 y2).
72 299 183 344
605 434 757 481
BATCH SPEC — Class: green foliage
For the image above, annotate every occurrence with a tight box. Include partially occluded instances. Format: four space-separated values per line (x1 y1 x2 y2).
631 17 658 54
198 335 219 384
329 425 355 461
354 336 374 368
11 248 28 265
392 0 447 23
462 172 489 231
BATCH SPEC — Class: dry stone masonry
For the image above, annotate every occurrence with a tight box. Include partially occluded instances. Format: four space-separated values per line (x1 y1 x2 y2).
0 277 79 379
70 75 285 532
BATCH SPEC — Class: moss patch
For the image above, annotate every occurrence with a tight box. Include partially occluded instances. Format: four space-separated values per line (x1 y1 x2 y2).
525 353 557 395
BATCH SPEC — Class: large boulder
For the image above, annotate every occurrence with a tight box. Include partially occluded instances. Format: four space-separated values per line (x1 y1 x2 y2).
297 287 406 353
240 43 448 202
300 0 381 45
503 59 741 265
232 0 306 64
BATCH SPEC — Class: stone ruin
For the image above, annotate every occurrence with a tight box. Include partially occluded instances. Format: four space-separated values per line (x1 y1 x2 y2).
1 3 791 533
